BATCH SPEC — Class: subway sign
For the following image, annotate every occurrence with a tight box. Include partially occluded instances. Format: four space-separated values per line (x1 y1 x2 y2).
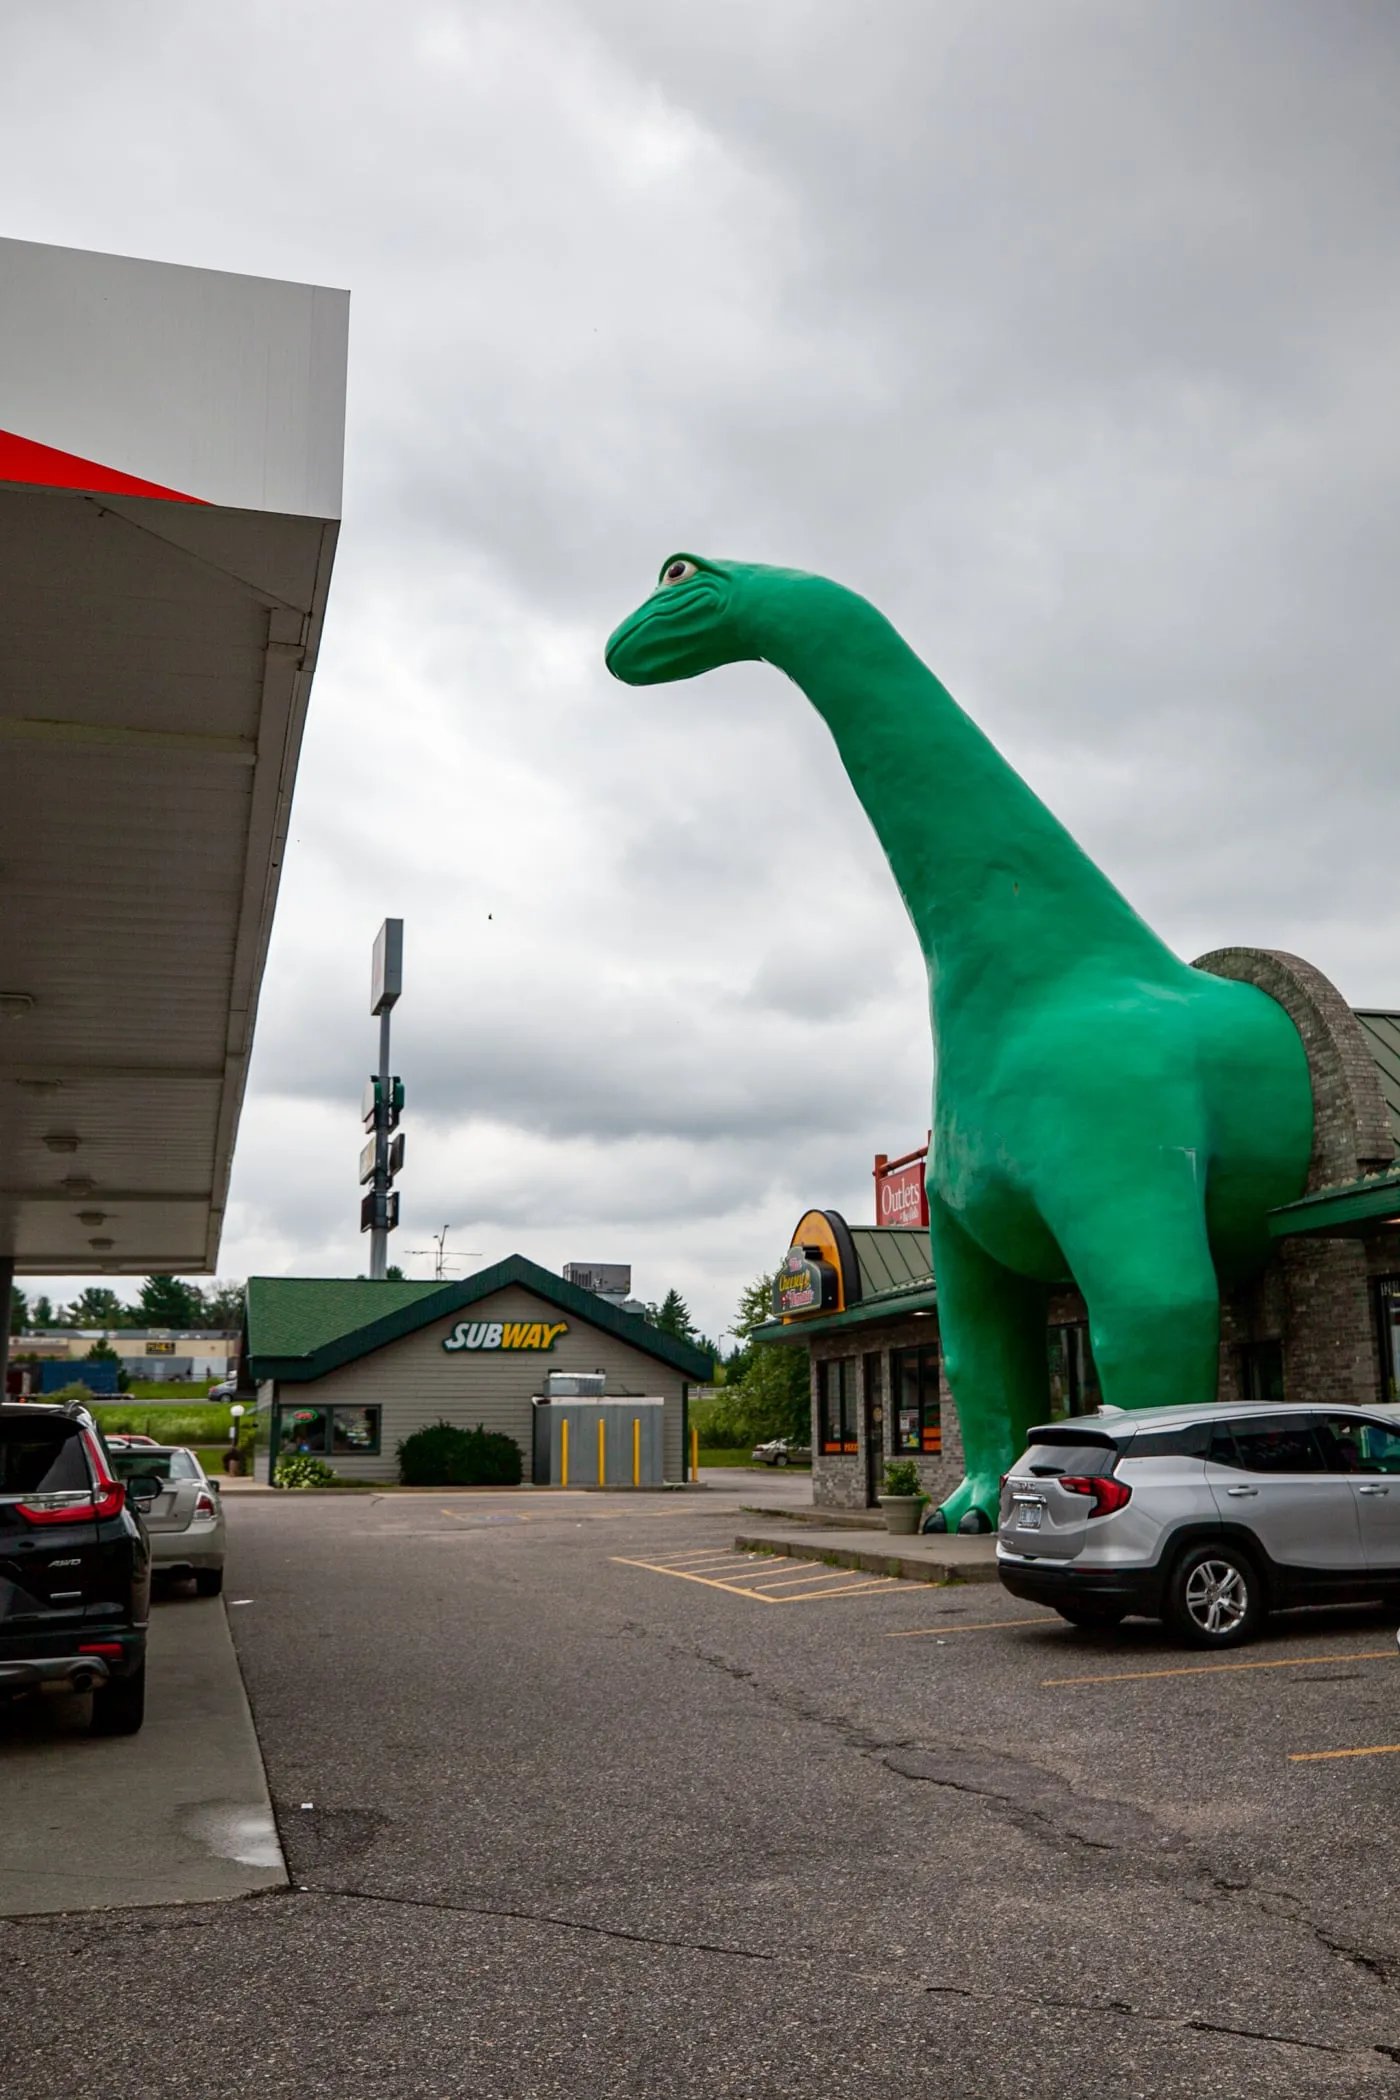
443 1319 568 1353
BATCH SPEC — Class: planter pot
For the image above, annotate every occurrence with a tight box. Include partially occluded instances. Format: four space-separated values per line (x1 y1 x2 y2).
878 1495 925 1536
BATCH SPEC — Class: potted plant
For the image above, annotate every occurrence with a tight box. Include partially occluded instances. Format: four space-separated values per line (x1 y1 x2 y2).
878 1460 927 1535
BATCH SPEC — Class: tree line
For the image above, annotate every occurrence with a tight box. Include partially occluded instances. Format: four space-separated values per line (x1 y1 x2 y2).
9 1277 246 1334
644 1279 809 1447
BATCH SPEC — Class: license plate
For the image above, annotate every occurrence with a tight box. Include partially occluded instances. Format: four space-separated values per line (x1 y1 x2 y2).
1016 1503 1043 1530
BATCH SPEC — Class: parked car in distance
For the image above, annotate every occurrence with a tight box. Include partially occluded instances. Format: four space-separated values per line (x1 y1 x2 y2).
207 1378 237 1402
998 1401 1400 1648
104 1445 226 1595
751 1438 812 1467
105 1433 160 1447
0 1400 157 1733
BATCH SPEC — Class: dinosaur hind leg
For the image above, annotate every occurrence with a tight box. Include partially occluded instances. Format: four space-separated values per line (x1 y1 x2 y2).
1050 1165 1220 1416
927 1197 1050 1533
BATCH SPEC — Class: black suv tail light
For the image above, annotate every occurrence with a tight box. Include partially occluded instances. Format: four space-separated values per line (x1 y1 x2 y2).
1059 1475 1132 1518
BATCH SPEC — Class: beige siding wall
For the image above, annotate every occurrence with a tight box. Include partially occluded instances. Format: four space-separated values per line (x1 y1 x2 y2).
270 1285 688 1483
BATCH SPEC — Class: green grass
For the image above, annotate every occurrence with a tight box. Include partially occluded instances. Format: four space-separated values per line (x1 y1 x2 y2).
127 1381 230 1399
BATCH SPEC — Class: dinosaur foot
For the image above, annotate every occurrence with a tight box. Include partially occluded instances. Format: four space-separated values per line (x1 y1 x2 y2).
921 1475 1000 1536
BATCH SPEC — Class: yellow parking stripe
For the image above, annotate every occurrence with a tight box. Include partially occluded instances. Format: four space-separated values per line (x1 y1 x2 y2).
1289 1742 1400 1762
1044 1650 1396 1688
610 1555 923 1605
887 1616 1050 1639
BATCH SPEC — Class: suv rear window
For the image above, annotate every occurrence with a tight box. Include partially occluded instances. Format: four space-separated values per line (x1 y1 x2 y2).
0 1421 90 1495
1021 1440 1118 1479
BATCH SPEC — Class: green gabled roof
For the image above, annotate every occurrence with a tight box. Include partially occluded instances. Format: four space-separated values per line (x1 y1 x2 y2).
247 1255 712 1384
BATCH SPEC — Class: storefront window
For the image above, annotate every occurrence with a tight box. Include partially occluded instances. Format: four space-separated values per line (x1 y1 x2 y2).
1047 1324 1100 1417
1236 1341 1284 1403
1376 1279 1400 1403
817 1358 859 1455
332 1407 382 1455
278 1406 329 1454
277 1405 382 1456
891 1345 940 1455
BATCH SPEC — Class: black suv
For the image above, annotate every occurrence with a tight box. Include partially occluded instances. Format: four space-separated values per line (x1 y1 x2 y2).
0 1401 158 1733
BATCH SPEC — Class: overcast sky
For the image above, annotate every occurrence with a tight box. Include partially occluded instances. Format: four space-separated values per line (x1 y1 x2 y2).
5 2 1398 1337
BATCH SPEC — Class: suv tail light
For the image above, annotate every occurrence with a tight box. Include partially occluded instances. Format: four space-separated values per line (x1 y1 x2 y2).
1059 1475 1132 1518
15 1491 99 1527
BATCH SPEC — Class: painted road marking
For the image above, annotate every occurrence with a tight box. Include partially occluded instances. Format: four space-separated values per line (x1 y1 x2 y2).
611 1554 925 1604
1289 1743 1400 1762
1044 1650 1396 1687
887 1617 1052 1639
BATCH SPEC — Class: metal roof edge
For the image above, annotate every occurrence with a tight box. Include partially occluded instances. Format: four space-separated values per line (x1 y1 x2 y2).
752 1283 939 1347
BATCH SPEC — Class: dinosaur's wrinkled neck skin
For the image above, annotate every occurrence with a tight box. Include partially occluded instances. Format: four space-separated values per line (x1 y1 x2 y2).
746 576 1179 1019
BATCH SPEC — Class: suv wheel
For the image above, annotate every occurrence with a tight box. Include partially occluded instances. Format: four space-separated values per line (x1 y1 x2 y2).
90 1660 146 1736
1166 1542 1263 1648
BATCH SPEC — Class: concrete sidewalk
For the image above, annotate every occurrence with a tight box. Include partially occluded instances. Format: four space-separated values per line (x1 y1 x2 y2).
733 1521 1000 1585
0 1596 286 1915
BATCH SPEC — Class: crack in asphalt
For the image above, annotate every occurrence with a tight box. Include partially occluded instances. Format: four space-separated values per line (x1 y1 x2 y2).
673 1634 1400 2026
925 1981 1400 2062
304 1883 775 1962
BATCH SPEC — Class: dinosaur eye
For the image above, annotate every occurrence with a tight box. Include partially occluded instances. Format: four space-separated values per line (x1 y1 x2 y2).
660 558 696 587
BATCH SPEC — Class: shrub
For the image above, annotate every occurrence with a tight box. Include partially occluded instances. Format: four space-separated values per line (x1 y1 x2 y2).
398 1420 522 1488
274 1454 335 1490
883 1460 925 1499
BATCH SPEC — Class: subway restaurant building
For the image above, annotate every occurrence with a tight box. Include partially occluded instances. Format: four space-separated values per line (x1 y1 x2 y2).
245 1255 709 1485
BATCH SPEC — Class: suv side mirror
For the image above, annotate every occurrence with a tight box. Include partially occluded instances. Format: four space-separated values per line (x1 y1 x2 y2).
124 1474 162 1508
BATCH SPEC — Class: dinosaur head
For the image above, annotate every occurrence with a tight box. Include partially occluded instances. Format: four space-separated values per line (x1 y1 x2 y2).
605 553 755 684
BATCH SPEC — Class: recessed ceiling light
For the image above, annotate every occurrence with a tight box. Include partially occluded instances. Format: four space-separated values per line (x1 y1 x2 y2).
59 1175 96 1195
88 1237 114 1251
77 1211 107 1227
0 992 35 1018
43 1132 80 1153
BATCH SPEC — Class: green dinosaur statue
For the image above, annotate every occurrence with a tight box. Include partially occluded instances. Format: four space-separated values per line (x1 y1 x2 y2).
606 555 1314 1531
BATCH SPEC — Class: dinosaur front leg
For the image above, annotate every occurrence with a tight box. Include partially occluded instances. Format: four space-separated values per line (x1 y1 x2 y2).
926 1196 1050 1533
1047 1159 1220 1415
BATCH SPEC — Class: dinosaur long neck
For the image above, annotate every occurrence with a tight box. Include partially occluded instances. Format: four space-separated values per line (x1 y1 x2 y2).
752 581 1179 1021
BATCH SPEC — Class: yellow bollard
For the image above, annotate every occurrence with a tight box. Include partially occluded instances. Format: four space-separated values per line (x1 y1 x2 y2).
561 1416 569 1488
632 1417 640 1488
598 1415 606 1488
690 1424 698 1483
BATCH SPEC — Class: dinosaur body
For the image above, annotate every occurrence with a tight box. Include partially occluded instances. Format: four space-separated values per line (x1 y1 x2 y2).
606 557 1314 1530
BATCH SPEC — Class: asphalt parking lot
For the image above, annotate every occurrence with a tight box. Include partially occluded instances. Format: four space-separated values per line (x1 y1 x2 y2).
6 1481 1400 2097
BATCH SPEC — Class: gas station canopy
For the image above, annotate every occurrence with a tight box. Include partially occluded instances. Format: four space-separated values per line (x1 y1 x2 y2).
0 237 347 1274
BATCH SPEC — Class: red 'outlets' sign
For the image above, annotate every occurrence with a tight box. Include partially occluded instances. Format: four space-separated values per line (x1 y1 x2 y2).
876 1158 928 1230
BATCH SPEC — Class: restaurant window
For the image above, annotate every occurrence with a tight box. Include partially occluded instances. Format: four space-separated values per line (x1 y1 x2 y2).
277 1405 382 1457
891 1345 941 1456
1236 1340 1284 1403
817 1358 859 1456
1375 1278 1400 1403
1047 1324 1100 1417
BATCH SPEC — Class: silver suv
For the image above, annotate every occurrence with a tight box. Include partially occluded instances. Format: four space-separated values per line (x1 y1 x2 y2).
996 1401 1400 1646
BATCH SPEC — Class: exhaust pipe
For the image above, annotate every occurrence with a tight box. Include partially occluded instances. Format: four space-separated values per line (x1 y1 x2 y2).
70 1668 95 1694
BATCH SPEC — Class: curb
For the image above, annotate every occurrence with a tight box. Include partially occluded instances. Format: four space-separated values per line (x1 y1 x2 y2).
733 1532 1000 1586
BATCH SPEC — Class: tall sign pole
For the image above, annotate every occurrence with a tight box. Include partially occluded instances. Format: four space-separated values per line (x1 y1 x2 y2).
361 919 404 1280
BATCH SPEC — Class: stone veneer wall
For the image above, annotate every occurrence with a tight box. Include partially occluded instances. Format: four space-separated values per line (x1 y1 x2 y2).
1196 948 1396 1408
808 1315 963 1512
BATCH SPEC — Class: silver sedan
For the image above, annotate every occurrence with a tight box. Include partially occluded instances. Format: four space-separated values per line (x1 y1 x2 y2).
107 1443 227 1595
